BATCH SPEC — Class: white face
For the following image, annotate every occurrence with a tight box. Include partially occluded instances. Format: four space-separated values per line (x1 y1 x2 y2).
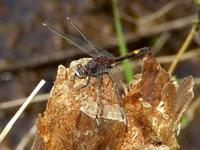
75 69 82 77
75 67 88 78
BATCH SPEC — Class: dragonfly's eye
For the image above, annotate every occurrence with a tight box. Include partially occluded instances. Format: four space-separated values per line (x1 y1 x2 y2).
75 68 87 78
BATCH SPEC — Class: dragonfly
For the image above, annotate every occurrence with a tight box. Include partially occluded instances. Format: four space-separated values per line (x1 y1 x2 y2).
42 17 149 126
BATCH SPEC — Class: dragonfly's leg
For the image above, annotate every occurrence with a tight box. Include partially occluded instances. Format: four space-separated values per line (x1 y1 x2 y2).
77 75 91 91
95 74 103 126
107 72 127 126
105 79 111 88
72 71 77 85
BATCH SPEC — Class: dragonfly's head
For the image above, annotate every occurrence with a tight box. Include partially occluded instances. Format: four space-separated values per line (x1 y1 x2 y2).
75 64 88 78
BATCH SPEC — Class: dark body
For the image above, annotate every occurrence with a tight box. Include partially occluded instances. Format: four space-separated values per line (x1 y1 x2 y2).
75 47 149 79
76 56 114 78
87 56 114 76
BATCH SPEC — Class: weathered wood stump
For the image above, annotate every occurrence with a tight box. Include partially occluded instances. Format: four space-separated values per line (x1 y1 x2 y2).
32 54 194 150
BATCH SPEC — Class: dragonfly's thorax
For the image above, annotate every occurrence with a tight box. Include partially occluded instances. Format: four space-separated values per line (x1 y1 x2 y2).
87 56 114 76
75 56 115 78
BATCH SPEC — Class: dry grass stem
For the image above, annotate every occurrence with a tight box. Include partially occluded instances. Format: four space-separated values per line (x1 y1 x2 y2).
138 0 191 25
0 80 46 143
16 125 36 150
168 25 197 74
0 93 49 110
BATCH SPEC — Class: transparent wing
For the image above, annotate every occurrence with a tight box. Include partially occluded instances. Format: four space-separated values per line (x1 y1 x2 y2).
108 67 126 98
108 67 127 123
94 45 114 58
65 17 114 58
66 29 114 58
43 22 99 57
43 22 115 58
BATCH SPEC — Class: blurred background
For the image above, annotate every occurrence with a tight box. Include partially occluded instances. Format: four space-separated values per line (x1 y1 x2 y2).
0 0 200 149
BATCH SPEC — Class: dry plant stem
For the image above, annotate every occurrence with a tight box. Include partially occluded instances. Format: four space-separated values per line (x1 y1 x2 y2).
16 125 36 150
0 49 84 73
153 32 171 54
138 0 191 25
168 25 197 74
71 14 196 52
0 79 46 143
136 15 196 38
0 93 49 109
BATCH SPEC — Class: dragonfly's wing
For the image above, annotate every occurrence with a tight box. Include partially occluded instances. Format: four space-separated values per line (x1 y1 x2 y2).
43 22 114 58
108 67 127 124
65 17 114 58
108 67 126 98
64 35 100 57
63 31 114 58
96 46 114 57
43 23 99 57
67 37 114 58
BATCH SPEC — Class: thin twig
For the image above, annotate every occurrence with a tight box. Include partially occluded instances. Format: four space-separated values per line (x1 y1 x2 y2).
119 15 197 45
168 25 197 74
0 80 46 143
16 125 36 150
0 49 84 73
137 15 197 36
0 93 49 110
153 32 171 55
138 0 191 25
